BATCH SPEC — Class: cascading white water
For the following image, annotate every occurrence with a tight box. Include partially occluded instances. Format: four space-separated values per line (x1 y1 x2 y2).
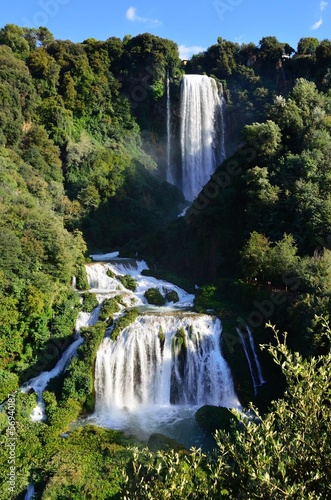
23 253 239 447
95 314 237 412
180 75 226 201
87 255 239 443
237 326 266 395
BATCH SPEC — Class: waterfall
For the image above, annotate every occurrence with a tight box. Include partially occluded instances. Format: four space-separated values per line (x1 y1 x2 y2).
86 255 239 442
22 253 239 446
237 327 266 395
166 68 173 184
95 315 237 412
180 75 226 201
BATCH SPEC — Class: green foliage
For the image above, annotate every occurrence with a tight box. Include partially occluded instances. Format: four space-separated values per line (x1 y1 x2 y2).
0 24 30 59
240 232 298 284
158 326 165 349
82 292 99 313
106 268 115 278
297 37 320 55
172 327 187 351
165 290 179 303
62 322 106 409
194 285 222 313
144 288 166 306
244 120 282 157
99 296 121 322
118 274 137 292
124 323 331 499
111 308 139 341
40 426 133 499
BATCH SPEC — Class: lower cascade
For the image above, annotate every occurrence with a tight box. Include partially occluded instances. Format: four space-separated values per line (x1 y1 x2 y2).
95 314 237 411
86 254 239 442
23 253 240 446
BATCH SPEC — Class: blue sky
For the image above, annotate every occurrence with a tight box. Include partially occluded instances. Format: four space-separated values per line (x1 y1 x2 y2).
1 0 330 58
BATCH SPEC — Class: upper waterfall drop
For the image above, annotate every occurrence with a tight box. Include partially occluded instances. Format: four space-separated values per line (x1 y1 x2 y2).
180 75 226 202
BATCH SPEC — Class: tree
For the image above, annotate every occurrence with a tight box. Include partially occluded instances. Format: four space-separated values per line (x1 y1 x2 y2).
27 47 60 97
244 120 282 157
240 232 271 280
267 233 298 282
297 37 319 56
258 36 284 71
0 24 30 59
316 38 331 66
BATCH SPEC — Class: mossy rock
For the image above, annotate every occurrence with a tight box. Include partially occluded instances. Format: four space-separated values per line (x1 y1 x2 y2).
172 327 187 350
111 308 139 341
106 268 115 278
195 405 235 433
158 326 165 349
165 290 179 303
144 288 166 306
148 433 186 452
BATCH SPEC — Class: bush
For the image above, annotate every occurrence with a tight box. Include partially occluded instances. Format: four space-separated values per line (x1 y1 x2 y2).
99 296 121 322
112 308 139 341
165 290 179 303
82 292 98 313
118 274 137 291
106 268 115 278
144 288 166 306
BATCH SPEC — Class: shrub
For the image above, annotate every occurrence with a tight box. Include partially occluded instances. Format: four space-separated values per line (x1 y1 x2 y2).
165 290 179 303
82 292 98 313
118 274 137 291
112 308 139 341
144 288 166 306
99 296 121 322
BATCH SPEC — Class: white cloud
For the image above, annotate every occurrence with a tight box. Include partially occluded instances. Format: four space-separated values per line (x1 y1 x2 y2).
125 6 162 26
126 6 136 21
311 16 323 29
179 45 205 60
320 1 328 11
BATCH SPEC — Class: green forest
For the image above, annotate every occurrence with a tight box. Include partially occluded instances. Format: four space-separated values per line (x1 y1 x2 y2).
0 25 330 498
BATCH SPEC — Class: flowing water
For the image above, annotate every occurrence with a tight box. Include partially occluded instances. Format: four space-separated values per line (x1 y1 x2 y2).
180 75 226 201
237 326 266 395
23 254 244 448
86 255 239 447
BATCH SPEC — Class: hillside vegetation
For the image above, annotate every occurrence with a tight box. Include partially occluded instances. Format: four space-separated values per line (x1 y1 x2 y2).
0 26 330 498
